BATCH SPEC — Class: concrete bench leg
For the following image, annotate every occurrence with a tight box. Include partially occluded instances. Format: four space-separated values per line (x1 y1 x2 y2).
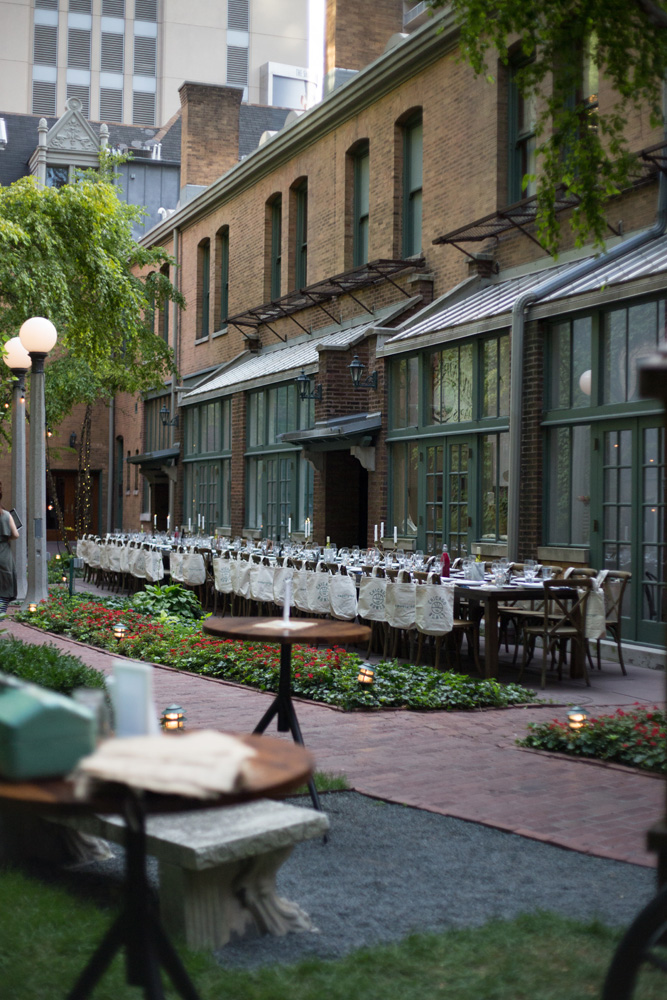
158 844 316 950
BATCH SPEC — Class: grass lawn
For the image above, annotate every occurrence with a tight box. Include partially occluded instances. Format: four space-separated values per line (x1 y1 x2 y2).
1 867 663 1000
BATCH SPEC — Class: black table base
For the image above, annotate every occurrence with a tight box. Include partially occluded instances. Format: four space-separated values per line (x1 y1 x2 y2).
66 791 200 1000
252 642 323 814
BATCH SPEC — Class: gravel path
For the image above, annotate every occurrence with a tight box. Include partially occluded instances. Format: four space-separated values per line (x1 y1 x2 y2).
47 791 656 970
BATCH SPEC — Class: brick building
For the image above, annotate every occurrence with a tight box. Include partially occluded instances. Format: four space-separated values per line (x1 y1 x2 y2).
116 2 667 648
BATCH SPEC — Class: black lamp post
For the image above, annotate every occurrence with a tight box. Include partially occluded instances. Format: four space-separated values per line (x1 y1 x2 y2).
295 369 322 401
159 404 179 428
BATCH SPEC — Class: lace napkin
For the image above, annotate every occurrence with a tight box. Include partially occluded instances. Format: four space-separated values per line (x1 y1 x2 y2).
71 730 257 800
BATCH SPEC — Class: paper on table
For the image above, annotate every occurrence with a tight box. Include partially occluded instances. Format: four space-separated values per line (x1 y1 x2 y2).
71 730 257 800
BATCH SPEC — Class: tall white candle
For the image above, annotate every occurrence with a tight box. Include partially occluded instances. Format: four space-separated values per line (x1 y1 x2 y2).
380 521 384 539
394 526 398 544
288 517 292 535
166 514 170 532
153 514 157 528
282 579 292 623
374 524 378 542
188 517 192 532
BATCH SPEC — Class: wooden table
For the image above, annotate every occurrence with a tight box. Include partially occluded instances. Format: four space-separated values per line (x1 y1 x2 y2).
203 617 370 810
454 582 547 679
0 734 313 1000
455 581 585 680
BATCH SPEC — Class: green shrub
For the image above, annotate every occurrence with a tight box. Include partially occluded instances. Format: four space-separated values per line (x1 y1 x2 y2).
518 705 667 774
15 595 538 712
131 583 203 621
47 553 81 585
0 637 106 696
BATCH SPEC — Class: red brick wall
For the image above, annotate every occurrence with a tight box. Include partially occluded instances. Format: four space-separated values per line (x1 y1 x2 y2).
325 0 404 76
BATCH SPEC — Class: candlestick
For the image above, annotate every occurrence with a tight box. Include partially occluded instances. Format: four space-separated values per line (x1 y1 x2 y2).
282 579 292 623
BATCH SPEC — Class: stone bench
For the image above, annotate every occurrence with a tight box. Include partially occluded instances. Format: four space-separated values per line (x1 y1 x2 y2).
56 798 329 949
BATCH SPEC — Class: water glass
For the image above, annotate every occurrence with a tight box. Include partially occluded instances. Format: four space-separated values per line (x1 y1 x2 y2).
524 558 537 581
542 565 553 581
462 557 473 579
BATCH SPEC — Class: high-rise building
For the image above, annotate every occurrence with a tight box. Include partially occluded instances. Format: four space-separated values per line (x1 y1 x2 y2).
0 0 313 127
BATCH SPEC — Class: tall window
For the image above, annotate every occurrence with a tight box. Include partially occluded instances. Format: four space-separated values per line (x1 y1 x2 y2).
184 399 232 532
353 142 370 266
246 384 314 538
508 60 537 203
387 333 511 553
403 114 422 257
271 197 282 299
294 181 308 289
158 262 169 344
216 226 229 328
198 239 210 339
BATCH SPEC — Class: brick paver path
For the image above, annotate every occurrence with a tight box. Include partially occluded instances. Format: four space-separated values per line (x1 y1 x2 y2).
4 617 664 870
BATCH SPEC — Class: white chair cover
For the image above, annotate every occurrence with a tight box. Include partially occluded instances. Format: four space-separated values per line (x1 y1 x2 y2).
169 550 184 584
273 565 295 607
87 540 101 570
307 563 331 615
213 557 233 594
358 568 387 622
385 573 416 630
329 570 358 620
232 559 252 598
250 562 274 602
144 549 165 583
99 544 110 572
129 547 147 580
181 551 206 587
294 567 310 612
120 544 132 575
585 580 607 640
108 545 122 574
415 576 454 636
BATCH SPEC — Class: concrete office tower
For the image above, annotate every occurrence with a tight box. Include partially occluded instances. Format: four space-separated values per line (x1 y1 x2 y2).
0 0 311 126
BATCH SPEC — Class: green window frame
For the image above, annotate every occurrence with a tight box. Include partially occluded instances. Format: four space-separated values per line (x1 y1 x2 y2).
353 142 369 267
508 59 537 204
245 383 314 538
387 332 510 549
271 196 282 300
199 240 210 339
295 181 308 289
218 226 229 327
403 114 422 257
183 398 232 533
143 396 170 453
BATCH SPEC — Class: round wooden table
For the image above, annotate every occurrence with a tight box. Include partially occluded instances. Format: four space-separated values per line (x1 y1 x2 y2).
203 617 370 811
0 734 313 1000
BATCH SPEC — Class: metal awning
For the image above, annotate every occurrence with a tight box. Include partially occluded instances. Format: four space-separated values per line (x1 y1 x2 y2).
127 446 180 467
279 412 382 448
226 257 425 341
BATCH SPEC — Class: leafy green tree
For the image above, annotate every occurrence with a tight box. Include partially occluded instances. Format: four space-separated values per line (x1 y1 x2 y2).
428 0 667 253
0 162 184 535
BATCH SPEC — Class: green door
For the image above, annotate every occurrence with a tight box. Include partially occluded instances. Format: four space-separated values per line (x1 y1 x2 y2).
445 437 474 558
591 418 665 645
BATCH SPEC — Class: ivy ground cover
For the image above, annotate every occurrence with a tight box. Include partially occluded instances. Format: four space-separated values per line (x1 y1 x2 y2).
518 706 667 775
15 595 536 712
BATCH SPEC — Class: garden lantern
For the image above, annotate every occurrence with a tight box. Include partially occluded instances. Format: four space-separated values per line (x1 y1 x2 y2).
567 706 589 731
357 666 375 685
113 622 128 642
161 704 186 731
28 603 37 613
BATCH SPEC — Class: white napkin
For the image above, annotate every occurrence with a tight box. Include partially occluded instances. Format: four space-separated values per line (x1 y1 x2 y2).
72 730 257 800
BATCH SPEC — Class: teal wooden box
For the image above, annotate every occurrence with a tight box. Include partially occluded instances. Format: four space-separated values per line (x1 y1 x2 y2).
0 679 96 780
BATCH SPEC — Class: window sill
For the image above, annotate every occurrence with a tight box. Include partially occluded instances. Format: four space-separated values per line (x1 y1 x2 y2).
195 335 209 345
212 325 228 339
537 546 590 564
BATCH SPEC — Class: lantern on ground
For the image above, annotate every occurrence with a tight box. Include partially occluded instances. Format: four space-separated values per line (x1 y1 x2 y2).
567 706 589 731
357 666 375 685
161 704 186 731
113 622 128 642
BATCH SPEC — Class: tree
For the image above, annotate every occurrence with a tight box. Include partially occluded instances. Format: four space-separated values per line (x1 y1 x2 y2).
428 0 667 253
0 162 184 534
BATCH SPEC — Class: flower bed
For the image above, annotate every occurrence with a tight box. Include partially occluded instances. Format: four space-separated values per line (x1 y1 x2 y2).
517 706 667 774
15 595 538 712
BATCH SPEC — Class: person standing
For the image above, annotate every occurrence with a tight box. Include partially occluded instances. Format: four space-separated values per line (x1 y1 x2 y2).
0 484 19 616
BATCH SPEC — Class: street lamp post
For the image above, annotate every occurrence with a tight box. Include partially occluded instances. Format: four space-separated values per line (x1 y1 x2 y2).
18 317 57 608
2 337 31 602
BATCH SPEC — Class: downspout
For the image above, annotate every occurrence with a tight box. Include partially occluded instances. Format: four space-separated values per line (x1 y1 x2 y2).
106 399 114 532
168 225 180 525
507 94 667 560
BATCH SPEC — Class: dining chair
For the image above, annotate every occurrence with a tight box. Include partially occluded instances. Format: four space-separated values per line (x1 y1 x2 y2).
595 570 631 674
519 578 594 688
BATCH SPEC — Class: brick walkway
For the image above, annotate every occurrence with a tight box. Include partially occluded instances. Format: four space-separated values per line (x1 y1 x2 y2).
3 616 665 870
